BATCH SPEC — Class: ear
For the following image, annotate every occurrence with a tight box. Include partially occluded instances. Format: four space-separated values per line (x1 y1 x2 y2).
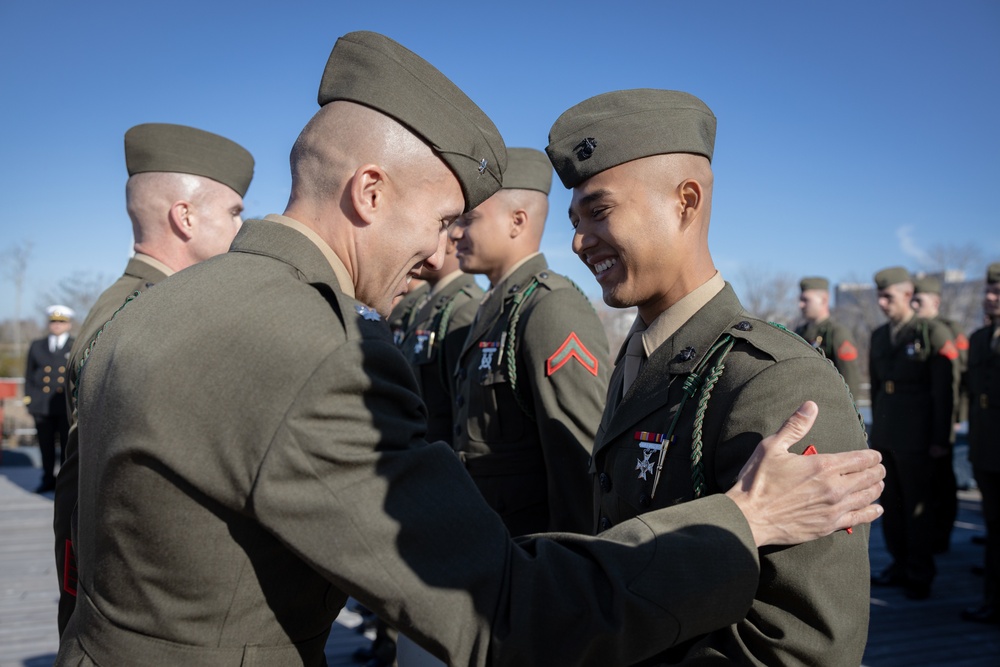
350 164 388 226
168 200 195 241
509 208 527 238
678 178 704 228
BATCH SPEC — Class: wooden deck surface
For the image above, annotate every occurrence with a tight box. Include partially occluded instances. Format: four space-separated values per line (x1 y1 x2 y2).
2 451 997 666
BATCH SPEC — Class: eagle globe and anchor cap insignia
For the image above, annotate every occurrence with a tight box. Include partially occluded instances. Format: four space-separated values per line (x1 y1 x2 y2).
573 137 598 161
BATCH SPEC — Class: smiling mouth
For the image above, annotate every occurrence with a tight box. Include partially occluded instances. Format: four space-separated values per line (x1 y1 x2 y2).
593 258 617 275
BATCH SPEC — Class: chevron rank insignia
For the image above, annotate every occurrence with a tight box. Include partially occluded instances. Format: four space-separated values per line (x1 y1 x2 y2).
939 340 959 361
546 332 599 376
837 340 858 361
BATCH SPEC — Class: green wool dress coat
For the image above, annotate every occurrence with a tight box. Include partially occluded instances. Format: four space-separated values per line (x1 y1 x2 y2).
54 255 170 635
55 219 765 667
452 254 610 536
594 285 871 666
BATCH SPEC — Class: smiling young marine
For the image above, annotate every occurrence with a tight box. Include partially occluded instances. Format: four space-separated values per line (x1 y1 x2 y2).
547 89 873 665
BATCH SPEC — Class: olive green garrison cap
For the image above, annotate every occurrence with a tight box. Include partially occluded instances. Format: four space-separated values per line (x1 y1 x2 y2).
800 277 829 292
546 89 716 189
318 31 506 211
913 275 942 295
502 148 553 194
874 266 912 289
987 262 1000 284
124 123 254 197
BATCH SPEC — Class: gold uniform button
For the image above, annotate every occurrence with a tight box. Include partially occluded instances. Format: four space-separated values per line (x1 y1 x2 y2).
56 387 64 394
44 365 52 372
885 380 895 395
42 386 51 394
43 376 51 383
983 394 990 409
58 366 66 373
57 377 65 384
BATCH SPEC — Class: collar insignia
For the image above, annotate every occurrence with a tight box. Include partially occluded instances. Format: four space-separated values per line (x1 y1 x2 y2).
355 304 381 321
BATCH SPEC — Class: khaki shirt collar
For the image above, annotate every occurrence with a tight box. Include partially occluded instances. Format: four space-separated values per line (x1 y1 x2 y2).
132 253 175 278
429 269 466 297
265 214 355 299
635 271 726 357
481 252 541 304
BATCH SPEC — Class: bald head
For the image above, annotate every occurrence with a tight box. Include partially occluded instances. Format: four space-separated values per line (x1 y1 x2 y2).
449 185 551 285
497 187 549 247
126 171 206 243
125 171 245 270
285 100 466 316
286 101 442 219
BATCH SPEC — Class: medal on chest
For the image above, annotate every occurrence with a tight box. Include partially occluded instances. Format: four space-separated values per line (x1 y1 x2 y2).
413 330 432 356
478 341 500 371
634 431 668 481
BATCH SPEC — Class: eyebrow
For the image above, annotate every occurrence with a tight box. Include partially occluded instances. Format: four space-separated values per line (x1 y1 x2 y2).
568 188 612 219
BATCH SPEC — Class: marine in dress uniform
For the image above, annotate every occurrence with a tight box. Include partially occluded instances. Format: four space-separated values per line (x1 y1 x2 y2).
53 123 254 635
450 148 610 537
398 241 483 444
386 243 483 667
54 32 885 667
389 279 430 345
962 262 1000 624
546 89 872 666
912 274 967 553
795 276 863 400
868 267 959 599
23 305 75 493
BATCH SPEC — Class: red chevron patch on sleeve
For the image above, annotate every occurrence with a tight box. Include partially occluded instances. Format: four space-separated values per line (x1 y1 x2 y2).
939 340 959 361
837 340 858 361
546 332 599 377
956 333 969 351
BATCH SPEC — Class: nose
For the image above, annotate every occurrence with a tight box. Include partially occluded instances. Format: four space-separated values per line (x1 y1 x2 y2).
448 222 464 242
424 230 448 271
571 222 594 257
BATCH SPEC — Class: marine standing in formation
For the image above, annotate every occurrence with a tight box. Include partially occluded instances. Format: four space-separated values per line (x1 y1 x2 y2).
795 276 863 400
398 237 483 443
963 262 1000 625
53 122 254 633
55 31 885 667
23 305 75 493
546 88 873 665
449 147 610 536
868 266 959 600
911 274 966 553
389 278 430 345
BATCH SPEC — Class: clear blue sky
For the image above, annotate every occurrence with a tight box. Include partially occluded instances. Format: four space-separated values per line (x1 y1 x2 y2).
1 0 997 323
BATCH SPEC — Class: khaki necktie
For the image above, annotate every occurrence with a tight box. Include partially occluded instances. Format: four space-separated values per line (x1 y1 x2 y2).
622 332 646 398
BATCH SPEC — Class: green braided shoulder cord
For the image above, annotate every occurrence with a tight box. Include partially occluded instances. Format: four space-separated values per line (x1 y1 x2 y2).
432 286 475 391
649 334 734 499
73 290 142 405
503 278 540 421
690 337 735 497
